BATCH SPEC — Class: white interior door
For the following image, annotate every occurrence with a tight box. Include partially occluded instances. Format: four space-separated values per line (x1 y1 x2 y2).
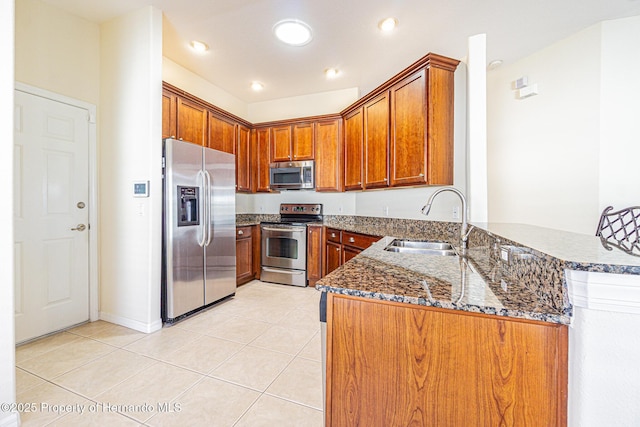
14 90 90 343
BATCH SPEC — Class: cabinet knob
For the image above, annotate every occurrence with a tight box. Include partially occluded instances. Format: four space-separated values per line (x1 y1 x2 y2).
349 237 355 243
336 247 340 251
238 230 244 235
357 182 362 185
331 233 336 238
419 173 425 177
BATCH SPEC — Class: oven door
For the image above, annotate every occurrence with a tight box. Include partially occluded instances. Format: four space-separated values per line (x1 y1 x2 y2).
261 224 307 271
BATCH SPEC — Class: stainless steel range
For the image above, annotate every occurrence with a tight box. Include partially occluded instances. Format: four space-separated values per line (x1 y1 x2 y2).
260 203 323 287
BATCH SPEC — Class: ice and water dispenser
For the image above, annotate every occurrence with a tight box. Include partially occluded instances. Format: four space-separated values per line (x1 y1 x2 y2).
177 186 199 226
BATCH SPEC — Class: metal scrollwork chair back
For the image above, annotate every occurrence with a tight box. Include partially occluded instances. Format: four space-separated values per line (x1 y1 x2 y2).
596 206 640 256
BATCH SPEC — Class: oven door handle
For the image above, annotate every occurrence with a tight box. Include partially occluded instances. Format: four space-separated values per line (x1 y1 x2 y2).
261 226 306 233
262 267 306 275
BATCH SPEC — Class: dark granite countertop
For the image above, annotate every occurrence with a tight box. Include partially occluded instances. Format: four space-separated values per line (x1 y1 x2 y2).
316 236 570 324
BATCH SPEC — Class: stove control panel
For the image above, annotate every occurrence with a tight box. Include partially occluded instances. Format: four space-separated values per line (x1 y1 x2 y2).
279 203 323 216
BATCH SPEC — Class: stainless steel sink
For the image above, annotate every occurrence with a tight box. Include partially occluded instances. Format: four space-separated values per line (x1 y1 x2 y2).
383 239 457 256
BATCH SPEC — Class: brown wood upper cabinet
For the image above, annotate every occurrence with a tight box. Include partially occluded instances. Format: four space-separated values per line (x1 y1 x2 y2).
343 108 364 191
254 127 271 192
314 118 343 192
208 113 236 154
236 125 251 192
363 92 390 189
162 89 177 139
343 53 459 191
176 97 208 146
271 122 315 162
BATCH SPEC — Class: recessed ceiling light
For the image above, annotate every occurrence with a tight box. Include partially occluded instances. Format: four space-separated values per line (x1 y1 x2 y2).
325 68 340 79
251 81 264 91
378 17 398 32
273 19 313 46
190 40 209 53
487 59 503 70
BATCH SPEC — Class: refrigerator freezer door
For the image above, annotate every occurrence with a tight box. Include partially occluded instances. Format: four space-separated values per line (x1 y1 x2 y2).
164 139 206 320
204 147 237 304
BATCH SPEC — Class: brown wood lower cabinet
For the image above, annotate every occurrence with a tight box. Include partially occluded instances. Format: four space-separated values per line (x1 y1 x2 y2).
306 224 323 287
324 228 380 276
236 226 254 285
326 294 568 427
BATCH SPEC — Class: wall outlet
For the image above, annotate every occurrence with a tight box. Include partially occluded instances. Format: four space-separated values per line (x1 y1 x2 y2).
338 206 343 213
259 205 265 213
452 206 460 220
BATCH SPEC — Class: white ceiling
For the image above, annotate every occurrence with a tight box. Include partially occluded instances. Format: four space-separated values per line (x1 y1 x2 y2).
42 0 640 103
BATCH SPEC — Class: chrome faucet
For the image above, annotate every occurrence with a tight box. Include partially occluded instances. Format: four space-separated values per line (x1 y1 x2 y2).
421 187 473 250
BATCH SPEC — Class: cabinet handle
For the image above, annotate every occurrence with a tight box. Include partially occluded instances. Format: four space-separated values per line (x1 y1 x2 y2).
349 237 355 243
238 230 244 236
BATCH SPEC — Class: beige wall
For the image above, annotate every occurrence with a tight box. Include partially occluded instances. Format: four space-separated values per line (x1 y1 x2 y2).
99 6 163 332
15 0 99 105
487 24 602 234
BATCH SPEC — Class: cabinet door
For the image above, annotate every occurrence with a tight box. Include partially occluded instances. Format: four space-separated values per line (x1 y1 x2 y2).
307 225 323 286
292 122 314 160
342 246 360 264
177 98 208 146
236 227 253 285
325 241 342 276
162 89 177 139
315 119 343 192
363 92 390 189
255 128 272 192
344 108 364 191
390 69 427 186
327 295 568 427
271 125 292 162
208 113 236 154
425 65 455 185
236 125 251 192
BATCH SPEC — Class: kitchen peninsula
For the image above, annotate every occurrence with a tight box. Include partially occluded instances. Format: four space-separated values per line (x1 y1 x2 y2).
312 215 640 427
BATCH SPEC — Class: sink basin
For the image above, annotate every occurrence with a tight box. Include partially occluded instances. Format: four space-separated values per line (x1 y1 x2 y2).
383 239 457 256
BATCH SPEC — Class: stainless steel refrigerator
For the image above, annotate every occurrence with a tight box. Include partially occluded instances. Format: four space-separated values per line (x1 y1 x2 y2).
162 138 236 324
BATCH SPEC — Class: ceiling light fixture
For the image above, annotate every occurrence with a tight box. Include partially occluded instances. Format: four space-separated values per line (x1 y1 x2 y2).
273 19 313 46
378 17 398 32
325 68 340 79
190 40 209 53
251 81 264 91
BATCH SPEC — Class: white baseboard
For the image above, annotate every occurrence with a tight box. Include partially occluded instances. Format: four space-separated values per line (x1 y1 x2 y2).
0 412 20 427
98 311 162 334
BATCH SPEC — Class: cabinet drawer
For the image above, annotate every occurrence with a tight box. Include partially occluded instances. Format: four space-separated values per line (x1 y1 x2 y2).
342 231 379 250
236 226 252 239
327 228 342 243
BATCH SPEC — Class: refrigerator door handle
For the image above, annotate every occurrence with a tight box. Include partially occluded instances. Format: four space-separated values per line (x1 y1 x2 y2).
204 169 213 246
197 169 207 247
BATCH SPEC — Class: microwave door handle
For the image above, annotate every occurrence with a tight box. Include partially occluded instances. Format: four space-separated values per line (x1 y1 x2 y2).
196 170 207 247
204 170 213 246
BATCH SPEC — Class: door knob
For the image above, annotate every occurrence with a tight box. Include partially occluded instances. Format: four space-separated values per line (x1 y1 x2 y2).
71 224 86 231
77 201 86 209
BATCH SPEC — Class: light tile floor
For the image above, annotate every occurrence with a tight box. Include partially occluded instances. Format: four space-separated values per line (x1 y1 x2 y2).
15 280 324 426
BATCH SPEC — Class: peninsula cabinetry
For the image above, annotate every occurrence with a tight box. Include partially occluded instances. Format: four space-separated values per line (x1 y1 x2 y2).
325 294 568 426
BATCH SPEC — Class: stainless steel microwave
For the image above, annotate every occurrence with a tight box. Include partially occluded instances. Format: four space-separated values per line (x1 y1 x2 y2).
269 160 315 190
